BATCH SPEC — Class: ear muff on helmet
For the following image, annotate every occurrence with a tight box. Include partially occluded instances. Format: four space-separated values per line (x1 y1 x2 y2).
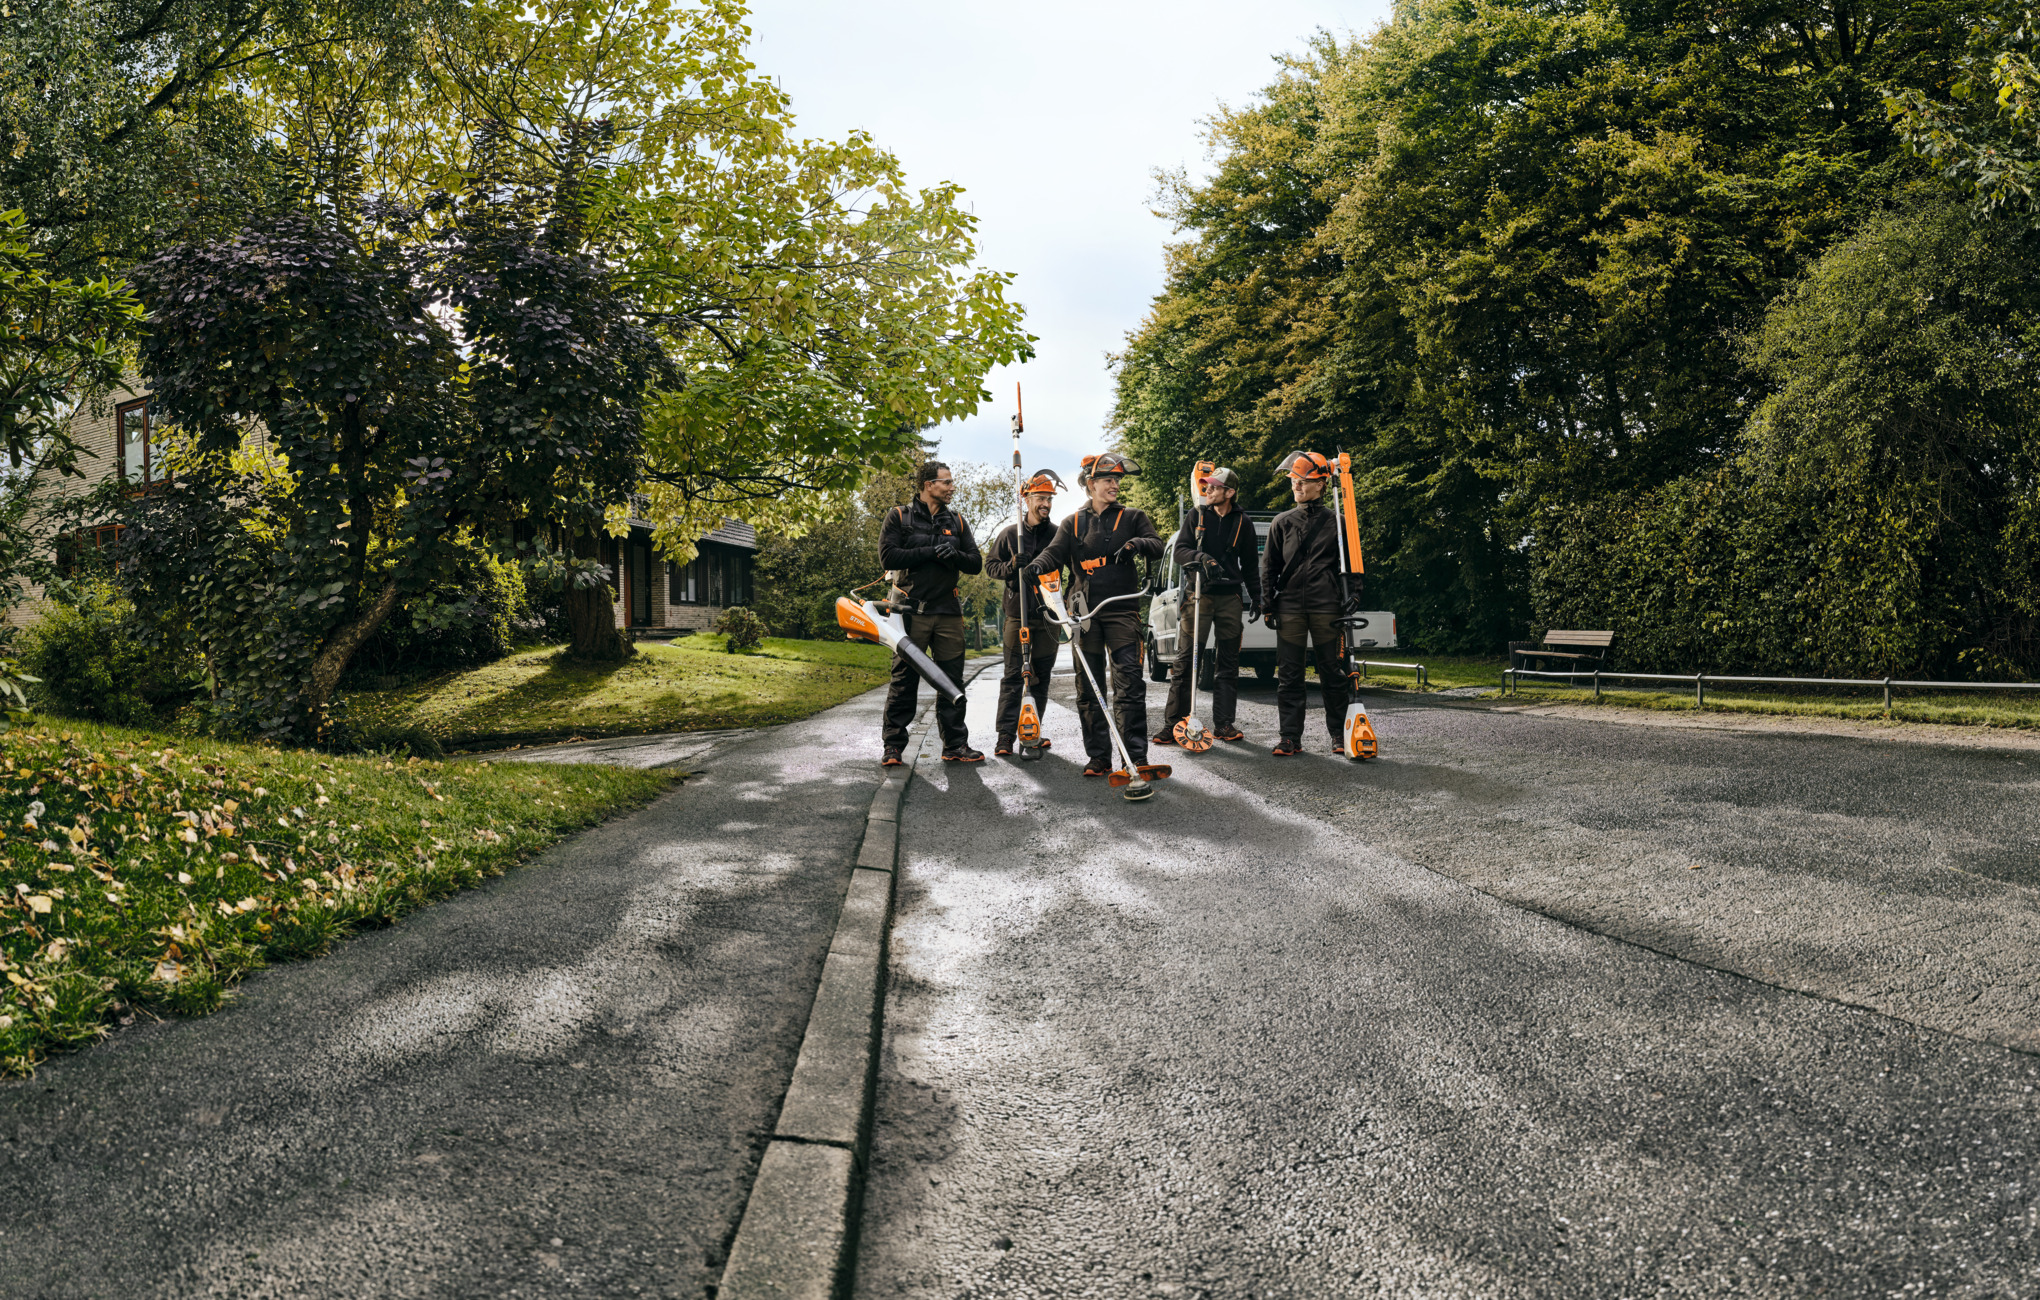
1078 452 1141 484
1279 450 1331 481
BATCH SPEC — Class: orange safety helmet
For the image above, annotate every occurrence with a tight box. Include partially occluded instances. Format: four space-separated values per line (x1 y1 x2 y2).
1077 451 1141 484
1021 468 1066 497
1279 450 1331 481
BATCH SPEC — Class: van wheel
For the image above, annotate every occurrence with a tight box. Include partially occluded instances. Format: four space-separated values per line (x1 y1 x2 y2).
1146 636 1170 682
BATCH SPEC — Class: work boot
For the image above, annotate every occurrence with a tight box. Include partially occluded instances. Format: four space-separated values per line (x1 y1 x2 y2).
1082 760 1110 778
1149 728 1178 746
881 748 905 767
995 736 1015 756
942 744 985 763
1214 725 1245 742
1272 738 1303 757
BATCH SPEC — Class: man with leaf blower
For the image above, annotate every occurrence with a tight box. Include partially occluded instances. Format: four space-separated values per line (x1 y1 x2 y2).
1155 465 1261 748
877 461 985 767
1261 451 1356 757
1024 453 1166 777
985 469 1064 756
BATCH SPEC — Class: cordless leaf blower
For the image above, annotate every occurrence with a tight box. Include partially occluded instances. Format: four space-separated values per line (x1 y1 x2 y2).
1331 451 1379 761
837 594 966 705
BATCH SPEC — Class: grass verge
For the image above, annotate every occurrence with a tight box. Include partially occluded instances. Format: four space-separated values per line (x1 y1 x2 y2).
0 720 675 1075
343 634 893 751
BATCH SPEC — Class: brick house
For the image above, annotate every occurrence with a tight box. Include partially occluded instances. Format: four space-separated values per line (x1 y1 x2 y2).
3 386 757 639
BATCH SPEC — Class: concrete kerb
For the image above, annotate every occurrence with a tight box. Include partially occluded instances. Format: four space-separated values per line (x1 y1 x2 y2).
718 662 993 1300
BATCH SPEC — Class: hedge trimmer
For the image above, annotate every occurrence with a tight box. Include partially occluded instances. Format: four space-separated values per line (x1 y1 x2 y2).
1331 450 1379 761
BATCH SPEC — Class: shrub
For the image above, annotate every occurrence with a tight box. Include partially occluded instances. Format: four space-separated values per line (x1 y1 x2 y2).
18 584 201 723
713 606 766 652
349 539 532 679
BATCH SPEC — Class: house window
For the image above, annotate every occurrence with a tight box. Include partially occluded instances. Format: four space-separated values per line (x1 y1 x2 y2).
666 547 752 605
117 398 158 484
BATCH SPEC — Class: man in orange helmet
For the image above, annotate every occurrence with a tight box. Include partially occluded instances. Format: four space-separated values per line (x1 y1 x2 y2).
1260 450 1353 757
984 469 1064 756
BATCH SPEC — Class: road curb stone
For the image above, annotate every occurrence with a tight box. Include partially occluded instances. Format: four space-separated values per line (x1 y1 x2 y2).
718 662 992 1300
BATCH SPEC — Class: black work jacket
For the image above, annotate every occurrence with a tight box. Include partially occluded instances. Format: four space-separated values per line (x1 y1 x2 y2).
1261 500 1353 613
1026 503 1165 604
984 517 1059 620
1171 505 1262 604
878 498 983 616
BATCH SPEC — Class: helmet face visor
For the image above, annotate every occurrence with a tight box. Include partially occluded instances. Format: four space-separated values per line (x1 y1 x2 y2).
1278 450 1330 482
1021 468 1066 496
1080 452 1141 483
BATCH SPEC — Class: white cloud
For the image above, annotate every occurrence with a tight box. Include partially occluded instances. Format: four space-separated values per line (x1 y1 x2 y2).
746 0 1387 512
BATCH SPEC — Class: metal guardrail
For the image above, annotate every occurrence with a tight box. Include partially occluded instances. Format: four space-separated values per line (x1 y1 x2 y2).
1503 667 2040 710
1356 660 1428 690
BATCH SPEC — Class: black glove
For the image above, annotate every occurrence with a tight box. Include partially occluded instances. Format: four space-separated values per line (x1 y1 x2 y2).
934 540 962 563
1243 597 1259 621
1263 611 1280 633
1185 553 1217 574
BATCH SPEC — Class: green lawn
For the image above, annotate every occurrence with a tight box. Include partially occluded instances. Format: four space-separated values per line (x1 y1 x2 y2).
0 720 674 1075
343 634 895 752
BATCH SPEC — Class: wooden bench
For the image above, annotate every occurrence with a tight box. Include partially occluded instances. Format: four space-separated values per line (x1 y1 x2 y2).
1509 629 1614 674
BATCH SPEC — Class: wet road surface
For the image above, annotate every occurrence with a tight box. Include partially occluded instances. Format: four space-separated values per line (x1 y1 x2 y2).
857 674 2040 1298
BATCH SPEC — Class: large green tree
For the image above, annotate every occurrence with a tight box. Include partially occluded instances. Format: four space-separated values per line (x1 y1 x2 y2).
1113 0 1967 652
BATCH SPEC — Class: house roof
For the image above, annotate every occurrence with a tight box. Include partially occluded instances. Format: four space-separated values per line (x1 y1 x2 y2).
702 519 758 551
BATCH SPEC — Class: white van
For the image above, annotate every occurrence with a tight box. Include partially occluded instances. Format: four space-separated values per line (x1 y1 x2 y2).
1144 511 1397 684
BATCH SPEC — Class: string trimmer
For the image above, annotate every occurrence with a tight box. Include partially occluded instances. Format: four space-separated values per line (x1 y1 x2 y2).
1172 460 1217 753
1011 387 1048 760
1035 573 1171 800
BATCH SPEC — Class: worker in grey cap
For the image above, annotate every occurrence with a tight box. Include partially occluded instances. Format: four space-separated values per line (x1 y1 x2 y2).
1154 465 1262 746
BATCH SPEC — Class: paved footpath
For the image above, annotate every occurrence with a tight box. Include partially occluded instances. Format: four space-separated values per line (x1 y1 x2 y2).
0 689 902 1300
857 676 2040 1298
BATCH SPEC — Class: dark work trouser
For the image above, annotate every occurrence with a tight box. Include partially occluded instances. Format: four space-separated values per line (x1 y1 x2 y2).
1163 587 1244 729
881 612 968 753
997 613 1060 740
1275 606 1350 744
1073 604 1147 766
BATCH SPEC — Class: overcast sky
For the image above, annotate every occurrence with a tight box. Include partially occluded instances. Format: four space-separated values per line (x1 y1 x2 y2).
745 0 1387 518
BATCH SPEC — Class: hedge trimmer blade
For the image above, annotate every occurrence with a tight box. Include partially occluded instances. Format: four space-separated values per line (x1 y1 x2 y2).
1173 716 1214 752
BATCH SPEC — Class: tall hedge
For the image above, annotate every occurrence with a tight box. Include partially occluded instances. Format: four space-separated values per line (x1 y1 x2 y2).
1533 200 2040 679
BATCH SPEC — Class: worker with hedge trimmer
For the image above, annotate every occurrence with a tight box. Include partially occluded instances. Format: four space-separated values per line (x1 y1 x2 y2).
876 461 985 767
1024 453 1167 778
985 468 1065 757
1154 465 1261 749
1261 450 1357 757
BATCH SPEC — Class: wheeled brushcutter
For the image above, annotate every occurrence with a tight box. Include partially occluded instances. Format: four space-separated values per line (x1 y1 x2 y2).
1330 451 1379 761
1034 572 1171 800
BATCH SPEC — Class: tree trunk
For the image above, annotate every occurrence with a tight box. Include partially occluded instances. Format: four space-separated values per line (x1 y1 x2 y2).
305 579 403 725
566 532 634 661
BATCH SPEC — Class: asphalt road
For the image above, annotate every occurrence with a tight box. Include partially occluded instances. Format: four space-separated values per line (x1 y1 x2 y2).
857 673 2040 1297
0 692 890 1300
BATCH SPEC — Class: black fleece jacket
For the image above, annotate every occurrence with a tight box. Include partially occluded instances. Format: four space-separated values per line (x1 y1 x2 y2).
878 498 983 616
1171 504 1262 605
1260 499 1354 613
984 516 1059 620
